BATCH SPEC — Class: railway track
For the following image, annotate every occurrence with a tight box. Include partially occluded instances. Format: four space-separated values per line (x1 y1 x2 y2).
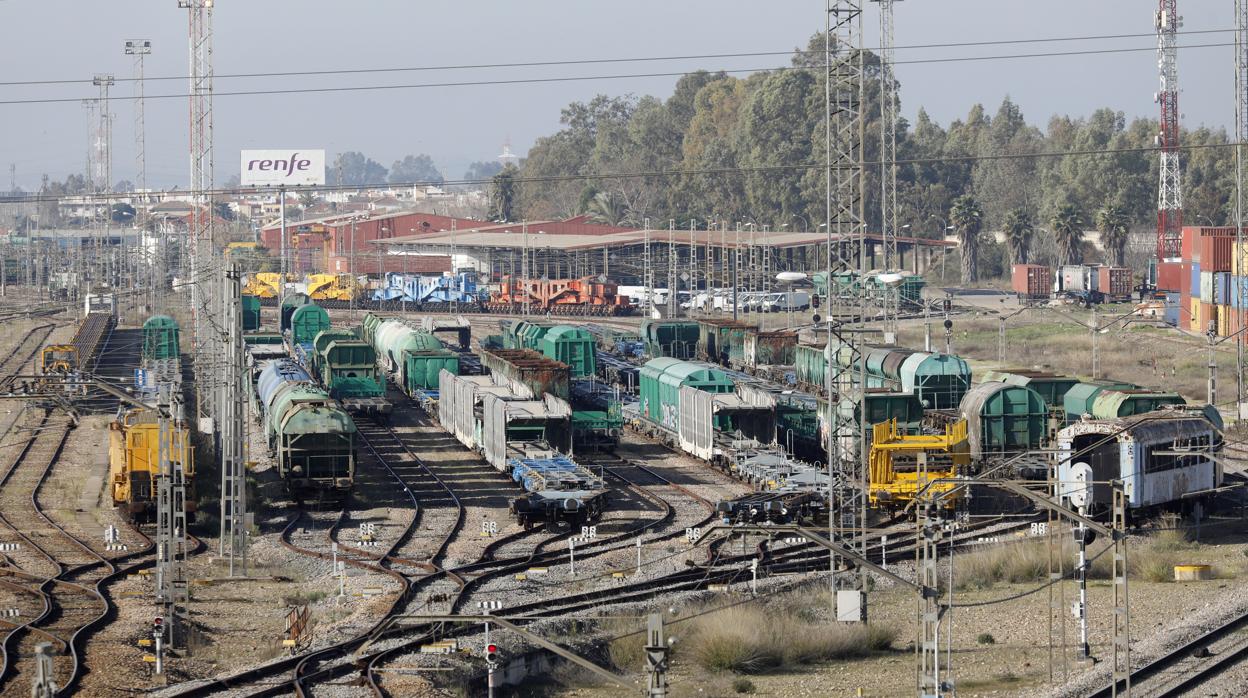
0 408 154 697
1085 608 1248 698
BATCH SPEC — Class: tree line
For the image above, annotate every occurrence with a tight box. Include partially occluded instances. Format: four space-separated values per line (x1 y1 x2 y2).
503 31 1238 282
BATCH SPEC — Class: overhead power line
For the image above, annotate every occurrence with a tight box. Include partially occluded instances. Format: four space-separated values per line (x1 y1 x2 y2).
10 139 1243 204
0 27 1232 88
0 40 1237 107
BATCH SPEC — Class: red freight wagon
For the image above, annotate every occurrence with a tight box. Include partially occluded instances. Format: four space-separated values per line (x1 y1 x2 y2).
1011 264 1051 300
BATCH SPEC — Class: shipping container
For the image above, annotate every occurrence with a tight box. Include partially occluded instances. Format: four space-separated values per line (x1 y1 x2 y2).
1235 240 1248 275
1191 263 1202 299
1200 271 1215 302
1156 261 1183 293
1202 302 1219 335
1214 272 1231 305
1220 304 1232 337
1056 265 1095 294
1011 264 1052 298
1096 266 1133 301
1163 291 1180 326
242 295 262 332
1191 297 1202 332
1200 235 1234 272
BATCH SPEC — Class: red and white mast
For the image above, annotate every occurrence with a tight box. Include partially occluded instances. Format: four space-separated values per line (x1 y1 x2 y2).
1156 0 1182 260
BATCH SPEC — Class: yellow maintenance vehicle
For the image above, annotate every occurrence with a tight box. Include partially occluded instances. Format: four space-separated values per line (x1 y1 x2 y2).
39 345 78 375
242 272 291 299
305 273 362 303
107 407 196 521
868 418 970 512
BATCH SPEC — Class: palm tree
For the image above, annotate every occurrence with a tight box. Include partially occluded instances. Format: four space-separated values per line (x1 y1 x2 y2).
1003 208 1035 266
1050 202 1087 266
949 195 984 283
585 191 630 226
1094 203 1130 267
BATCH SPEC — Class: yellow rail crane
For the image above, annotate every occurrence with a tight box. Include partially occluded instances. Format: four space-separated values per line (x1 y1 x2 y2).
868 418 970 513
242 272 291 299
305 273 362 302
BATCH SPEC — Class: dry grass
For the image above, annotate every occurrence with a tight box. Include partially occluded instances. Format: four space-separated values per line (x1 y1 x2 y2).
685 606 896 674
954 530 1229 590
606 602 896 676
898 313 1238 402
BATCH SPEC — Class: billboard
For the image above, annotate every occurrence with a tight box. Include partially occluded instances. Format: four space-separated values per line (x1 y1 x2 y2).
240 149 325 187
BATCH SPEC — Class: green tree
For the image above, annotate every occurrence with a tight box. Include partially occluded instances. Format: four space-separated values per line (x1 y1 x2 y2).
585 191 630 226
949 195 983 283
488 164 519 222
1050 201 1086 266
464 161 503 182
329 151 387 186
1002 207 1034 265
389 154 444 184
1094 202 1130 267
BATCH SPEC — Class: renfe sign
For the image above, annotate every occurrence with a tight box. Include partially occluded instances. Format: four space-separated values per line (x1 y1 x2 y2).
240 149 325 187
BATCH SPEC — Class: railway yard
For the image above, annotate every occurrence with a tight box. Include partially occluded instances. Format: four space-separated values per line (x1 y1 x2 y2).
0 283 1243 698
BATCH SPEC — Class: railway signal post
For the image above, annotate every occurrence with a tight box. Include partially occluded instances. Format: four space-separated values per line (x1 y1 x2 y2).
644 613 670 698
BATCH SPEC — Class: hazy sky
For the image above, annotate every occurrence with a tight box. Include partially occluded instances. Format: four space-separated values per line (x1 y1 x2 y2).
0 1 1239 190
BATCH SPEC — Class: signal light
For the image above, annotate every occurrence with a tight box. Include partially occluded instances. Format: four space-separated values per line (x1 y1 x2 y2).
485 643 499 663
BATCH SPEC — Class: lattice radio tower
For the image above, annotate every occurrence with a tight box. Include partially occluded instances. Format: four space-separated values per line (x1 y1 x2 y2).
181 0 216 423
1155 0 1182 260
824 0 868 625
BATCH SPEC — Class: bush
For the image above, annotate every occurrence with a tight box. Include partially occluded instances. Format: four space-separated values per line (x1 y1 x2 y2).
732 678 756 694
977 633 996 645
688 606 896 674
281 590 327 607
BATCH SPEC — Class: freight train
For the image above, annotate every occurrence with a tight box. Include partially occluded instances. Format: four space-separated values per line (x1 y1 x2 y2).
253 359 356 503
577 318 1221 522
435 369 607 527
247 272 635 315
625 357 828 524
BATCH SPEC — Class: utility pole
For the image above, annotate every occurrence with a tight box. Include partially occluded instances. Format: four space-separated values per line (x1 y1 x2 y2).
825 0 868 623
1155 0 1183 261
1235 0 1248 415
221 265 247 575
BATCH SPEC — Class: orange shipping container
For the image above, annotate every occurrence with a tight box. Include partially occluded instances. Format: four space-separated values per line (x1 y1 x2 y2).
1201 302 1218 335
1199 236 1234 272
1011 264 1051 298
